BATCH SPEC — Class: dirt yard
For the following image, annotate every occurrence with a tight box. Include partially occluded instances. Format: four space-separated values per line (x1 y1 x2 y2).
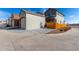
0 28 79 51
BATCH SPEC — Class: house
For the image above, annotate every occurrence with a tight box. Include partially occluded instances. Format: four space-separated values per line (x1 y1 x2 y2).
8 8 67 30
9 14 21 28
20 10 45 30
44 8 66 29
8 10 45 30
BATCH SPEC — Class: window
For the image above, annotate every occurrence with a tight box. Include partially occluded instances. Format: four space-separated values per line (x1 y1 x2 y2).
47 13 55 17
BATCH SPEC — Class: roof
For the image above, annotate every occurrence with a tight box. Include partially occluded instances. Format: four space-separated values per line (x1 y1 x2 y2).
11 14 21 20
45 8 64 16
55 9 64 16
22 10 45 17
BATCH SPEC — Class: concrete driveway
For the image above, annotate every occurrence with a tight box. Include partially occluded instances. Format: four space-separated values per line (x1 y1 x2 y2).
0 28 79 51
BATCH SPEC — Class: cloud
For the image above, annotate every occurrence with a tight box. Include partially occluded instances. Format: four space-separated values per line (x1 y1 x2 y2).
69 15 75 18
67 17 79 24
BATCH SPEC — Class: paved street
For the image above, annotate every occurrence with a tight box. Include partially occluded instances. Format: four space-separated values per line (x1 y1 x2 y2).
0 28 79 51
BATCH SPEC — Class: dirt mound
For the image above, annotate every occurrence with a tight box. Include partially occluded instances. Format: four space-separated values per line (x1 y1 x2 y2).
47 26 71 34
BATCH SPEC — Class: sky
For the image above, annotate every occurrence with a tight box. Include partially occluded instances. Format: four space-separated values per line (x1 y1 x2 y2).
57 8 79 24
0 8 79 24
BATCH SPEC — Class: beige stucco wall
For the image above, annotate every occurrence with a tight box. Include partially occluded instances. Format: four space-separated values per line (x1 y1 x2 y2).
55 12 64 24
20 10 45 30
20 11 26 29
26 14 45 30
21 17 26 29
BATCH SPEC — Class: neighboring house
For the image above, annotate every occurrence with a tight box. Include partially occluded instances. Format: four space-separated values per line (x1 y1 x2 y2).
0 20 7 24
45 8 66 29
8 10 45 30
10 14 21 28
20 10 45 30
